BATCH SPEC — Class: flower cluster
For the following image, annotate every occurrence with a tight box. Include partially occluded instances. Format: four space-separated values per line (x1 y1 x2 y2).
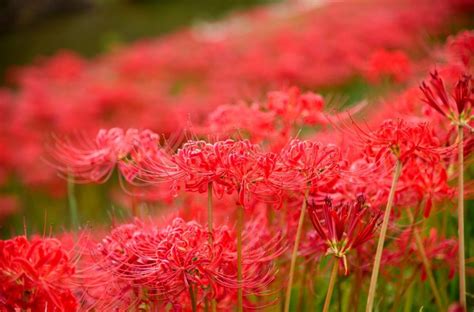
0 0 467 195
78 217 283 310
0 1 473 311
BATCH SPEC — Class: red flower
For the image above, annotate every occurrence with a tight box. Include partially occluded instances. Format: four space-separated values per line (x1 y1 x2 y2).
50 128 161 183
363 49 411 83
271 139 341 193
397 159 453 217
81 217 283 310
392 228 458 281
0 236 77 311
355 119 444 164
420 70 473 121
307 196 381 274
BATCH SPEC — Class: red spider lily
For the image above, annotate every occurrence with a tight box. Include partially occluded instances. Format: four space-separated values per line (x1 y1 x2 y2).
447 30 474 67
80 217 283 310
392 228 458 281
205 102 276 143
50 128 162 183
139 139 279 207
171 139 239 195
307 196 382 274
266 87 326 127
0 236 77 311
354 118 445 164
270 139 341 193
397 159 453 217
362 49 412 83
299 230 327 261
420 70 473 123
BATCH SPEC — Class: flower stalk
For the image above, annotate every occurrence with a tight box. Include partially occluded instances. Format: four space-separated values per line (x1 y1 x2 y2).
406 208 445 310
208 183 214 242
208 183 217 312
366 160 403 311
457 125 466 308
284 187 310 312
323 260 338 312
189 284 197 312
67 174 79 231
237 205 244 312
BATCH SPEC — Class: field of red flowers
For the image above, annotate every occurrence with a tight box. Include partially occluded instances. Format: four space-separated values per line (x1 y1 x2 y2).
0 0 473 311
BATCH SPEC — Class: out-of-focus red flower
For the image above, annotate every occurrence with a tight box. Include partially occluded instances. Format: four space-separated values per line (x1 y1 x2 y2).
0 236 77 311
307 195 381 274
420 70 473 120
0 196 19 221
266 87 326 127
363 49 412 83
448 302 466 312
392 228 458 281
447 30 474 68
50 128 161 183
397 159 453 217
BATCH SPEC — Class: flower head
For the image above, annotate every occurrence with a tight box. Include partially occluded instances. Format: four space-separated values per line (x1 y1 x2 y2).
357 119 444 164
272 139 341 192
51 128 161 183
420 70 473 123
0 236 77 311
307 195 381 274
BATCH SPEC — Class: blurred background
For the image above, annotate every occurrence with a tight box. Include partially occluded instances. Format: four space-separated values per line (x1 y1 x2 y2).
0 0 473 238
0 0 273 80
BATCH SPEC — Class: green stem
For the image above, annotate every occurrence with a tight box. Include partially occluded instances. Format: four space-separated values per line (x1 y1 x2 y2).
389 267 418 312
284 188 310 312
403 280 414 312
457 125 466 308
296 262 310 311
323 260 339 312
67 175 79 231
366 160 403 312
406 209 445 311
237 205 244 312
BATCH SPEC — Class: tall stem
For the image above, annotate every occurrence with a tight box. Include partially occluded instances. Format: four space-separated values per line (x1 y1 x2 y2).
207 183 217 312
457 125 466 308
284 188 310 312
67 175 79 231
189 285 197 312
207 183 214 241
406 209 445 310
366 160 402 312
237 205 244 312
323 260 339 312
